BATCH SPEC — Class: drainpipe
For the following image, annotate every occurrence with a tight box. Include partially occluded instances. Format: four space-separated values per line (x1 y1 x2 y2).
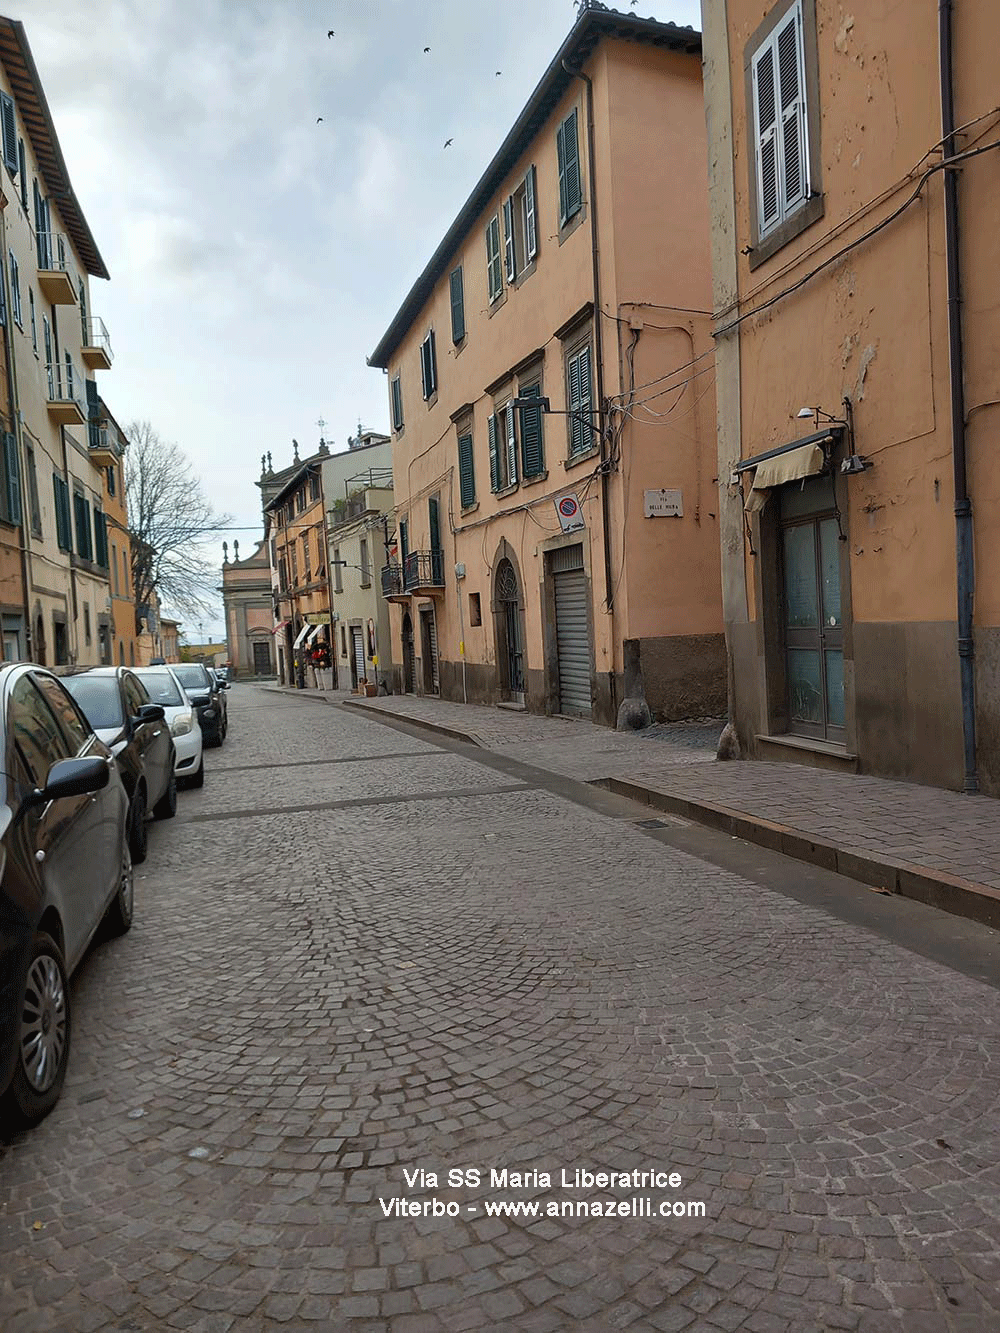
0 195 33 659
939 0 978 793
564 58 617 714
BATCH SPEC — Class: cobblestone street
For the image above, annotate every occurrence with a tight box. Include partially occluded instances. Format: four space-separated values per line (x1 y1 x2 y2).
2 686 1000 1332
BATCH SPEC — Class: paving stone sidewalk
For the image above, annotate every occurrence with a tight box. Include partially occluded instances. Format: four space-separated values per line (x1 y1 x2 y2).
334 692 1000 918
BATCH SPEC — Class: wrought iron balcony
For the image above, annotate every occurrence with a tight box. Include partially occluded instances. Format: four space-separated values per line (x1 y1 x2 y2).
36 231 77 304
81 316 113 370
380 562 405 600
45 358 86 425
403 549 445 594
88 419 120 465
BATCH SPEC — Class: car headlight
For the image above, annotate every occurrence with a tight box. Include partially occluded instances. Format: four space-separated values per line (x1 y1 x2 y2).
171 713 194 736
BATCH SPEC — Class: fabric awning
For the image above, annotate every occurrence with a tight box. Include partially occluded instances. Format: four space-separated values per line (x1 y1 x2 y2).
305 625 322 644
271 621 289 635
745 442 826 512
292 623 312 649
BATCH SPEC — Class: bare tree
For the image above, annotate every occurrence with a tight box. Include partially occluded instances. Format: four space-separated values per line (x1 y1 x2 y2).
125 421 231 633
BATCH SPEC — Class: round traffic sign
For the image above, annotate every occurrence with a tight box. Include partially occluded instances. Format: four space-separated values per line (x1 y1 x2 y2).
558 496 579 518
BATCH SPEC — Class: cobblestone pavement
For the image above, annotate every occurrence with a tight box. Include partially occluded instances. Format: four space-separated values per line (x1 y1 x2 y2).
345 694 1000 891
2 685 1000 1331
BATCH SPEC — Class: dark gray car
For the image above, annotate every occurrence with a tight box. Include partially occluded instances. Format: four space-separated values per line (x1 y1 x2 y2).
0 664 133 1128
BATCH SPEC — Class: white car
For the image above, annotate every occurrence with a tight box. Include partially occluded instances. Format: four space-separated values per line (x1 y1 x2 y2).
133 666 204 788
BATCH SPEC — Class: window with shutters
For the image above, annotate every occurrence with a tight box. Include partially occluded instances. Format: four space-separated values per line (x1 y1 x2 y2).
17 138 26 210
485 214 503 303
420 329 437 400
333 547 343 593
517 374 545 479
290 542 299 584
457 426 476 509
73 488 93 561
501 166 539 285
302 533 311 583
390 373 404 431
8 251 22 327
29 288 36 351
1 431 21 526
309 473 320 502
449 266 465 344
94 511 109 568
51 476 68 549
488 401 518 494
359 538 370 586
565 340 594 457
747 0 820 262
556 108 583 228
0 92 16 178
25 444 41 536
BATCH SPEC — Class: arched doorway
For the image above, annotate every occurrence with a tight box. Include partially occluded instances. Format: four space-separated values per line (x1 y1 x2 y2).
401 612 415 694
494 557 525 702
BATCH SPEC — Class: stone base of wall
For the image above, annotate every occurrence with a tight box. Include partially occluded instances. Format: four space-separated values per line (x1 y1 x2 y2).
635 634 728 721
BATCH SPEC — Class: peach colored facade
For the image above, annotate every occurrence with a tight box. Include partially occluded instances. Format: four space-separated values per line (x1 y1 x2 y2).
702 0 1000 792
370 9 724 725
96 402 138 667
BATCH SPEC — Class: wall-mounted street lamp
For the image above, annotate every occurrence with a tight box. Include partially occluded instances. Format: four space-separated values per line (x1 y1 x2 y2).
510 396 603 440
796 399 870 474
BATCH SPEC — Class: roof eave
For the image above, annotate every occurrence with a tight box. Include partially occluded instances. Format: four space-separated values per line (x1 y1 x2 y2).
367 7 700 368
0 16 110 280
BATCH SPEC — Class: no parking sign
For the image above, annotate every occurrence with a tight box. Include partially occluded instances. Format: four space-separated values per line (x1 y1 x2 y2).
554 492 585 534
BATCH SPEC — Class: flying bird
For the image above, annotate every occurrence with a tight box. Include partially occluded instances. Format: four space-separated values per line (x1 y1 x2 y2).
495 70 502 76
423 46 431 53
327 29 335 37
444 138 453 148
316 117 323 123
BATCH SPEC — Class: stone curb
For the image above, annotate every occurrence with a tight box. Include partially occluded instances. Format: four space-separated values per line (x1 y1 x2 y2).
591 776 1000 930
338 698 484 748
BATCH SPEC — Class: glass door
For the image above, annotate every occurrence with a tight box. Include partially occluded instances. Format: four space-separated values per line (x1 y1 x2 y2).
780 481 844 743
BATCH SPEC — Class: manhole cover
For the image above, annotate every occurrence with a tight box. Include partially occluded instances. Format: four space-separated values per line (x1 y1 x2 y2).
634 818 669 829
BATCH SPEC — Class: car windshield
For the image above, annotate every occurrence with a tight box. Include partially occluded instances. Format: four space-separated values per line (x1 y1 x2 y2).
134 671 183 706
172 665 210 690
63 676 125 730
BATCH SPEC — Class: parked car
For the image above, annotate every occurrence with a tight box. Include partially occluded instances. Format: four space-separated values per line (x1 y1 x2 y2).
170 663 228 747
133 666 204 789
62 668 176 864
0 663 133 1127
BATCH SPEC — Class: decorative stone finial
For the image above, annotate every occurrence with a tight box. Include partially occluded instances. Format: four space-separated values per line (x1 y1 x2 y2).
292 438 300 463
266 451 273 474
260 455 266 477
223 541 229 564
233 539 240 560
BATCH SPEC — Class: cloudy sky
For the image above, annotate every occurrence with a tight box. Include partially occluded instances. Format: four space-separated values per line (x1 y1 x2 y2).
13 0 701 632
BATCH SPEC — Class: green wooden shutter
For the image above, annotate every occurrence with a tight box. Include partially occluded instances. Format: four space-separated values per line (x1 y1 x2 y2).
428 496 441 552
486 216 502 301
94 510 108 567
556 120 568 225
488 413 500 492
0 93 16 175
457 433 475 507
398 518 408 563
427 329 436 395
449 267 465 343
53 474 70 550
86 377 101 450
391 374 403 430
562 109 582 222
3 432 21 525
519 388 544 478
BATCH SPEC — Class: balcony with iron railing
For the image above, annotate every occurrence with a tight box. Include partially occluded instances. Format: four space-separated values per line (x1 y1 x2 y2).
36 231 77 305
81 316 113 370
381 562 405 600
403 549 445 595
45 357 87 426
88 418 121 465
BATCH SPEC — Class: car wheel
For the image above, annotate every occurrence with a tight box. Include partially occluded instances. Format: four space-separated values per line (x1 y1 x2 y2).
128 786 148 864
186 758 205 789
0 933 72 1127
104 840 134 936
153 773 177 820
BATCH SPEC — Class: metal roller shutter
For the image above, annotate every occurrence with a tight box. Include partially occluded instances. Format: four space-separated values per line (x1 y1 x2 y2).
427 611 440 694
552 546 591 715
351 626 366 686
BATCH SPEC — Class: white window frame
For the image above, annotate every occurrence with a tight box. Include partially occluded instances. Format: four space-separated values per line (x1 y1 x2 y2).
420 329 437 400
390 373 404 431
486 214 503 303
751 0 810 240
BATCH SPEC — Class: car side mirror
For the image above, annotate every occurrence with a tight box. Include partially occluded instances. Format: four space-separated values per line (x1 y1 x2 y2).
137 703 165 723
27 755 110 807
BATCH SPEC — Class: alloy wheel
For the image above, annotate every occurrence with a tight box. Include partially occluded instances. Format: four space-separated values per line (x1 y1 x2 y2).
20 954 68 1093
